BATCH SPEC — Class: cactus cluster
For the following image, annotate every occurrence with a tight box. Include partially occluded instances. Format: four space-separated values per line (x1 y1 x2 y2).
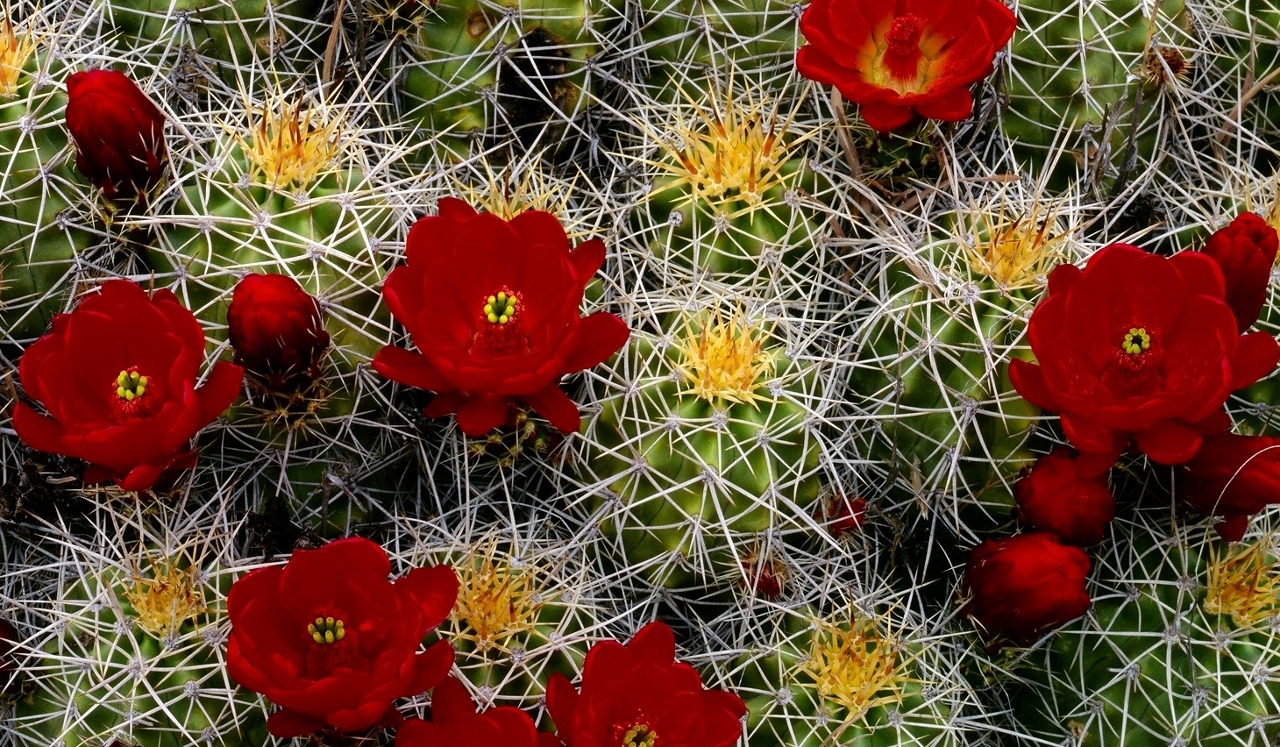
2 0 1280 746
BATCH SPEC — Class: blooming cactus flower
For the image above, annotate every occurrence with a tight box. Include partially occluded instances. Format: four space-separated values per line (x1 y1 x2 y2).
546 621 746 747
228 273 331 394
373 198 630 436
12 280 242 492
964 532 1091 649
64 69 167 202
796 0 1017 132
1010 244 1280 469
227 537 459 739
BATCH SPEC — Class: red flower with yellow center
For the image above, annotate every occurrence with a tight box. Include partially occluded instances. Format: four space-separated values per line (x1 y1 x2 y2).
546 622 745 747
12 280 242 491
373 198 630 436
227 537 458 739
796 0 1017 133
1010 244 1280 470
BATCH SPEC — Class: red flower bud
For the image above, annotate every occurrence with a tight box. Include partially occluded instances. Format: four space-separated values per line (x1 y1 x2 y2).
1181 432 1280 542
964 532 1091 650
65 69 167 202
1014 448 1116 546
815 494 867 537
227 274 330 393
1200 212 1279 332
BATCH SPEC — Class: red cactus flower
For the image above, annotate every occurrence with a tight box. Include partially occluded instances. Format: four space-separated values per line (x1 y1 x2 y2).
546 621 745 747
395 676 560 747
1181 432 1280 542
227 537 459 739
1009 244 1280 469
65 69 167 202
228 273 331 394
796 0 1017 133
12 280 242 492
1200 212 1279 332
373 198 630 437
964 532 1091 649
1014 448 1116 546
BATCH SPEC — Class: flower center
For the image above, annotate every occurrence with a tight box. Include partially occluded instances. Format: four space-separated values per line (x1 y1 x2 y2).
884 15 924 58
483 291 518 325
1121 327 1151 356
618 723 657 747
307 616 346 645
115 369 150 402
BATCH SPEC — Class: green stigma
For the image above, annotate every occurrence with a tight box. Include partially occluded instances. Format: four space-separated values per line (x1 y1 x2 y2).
621 724 657 747
115 370 149 401
1122 327 1151 356
483 291 518 325
307 616 346 645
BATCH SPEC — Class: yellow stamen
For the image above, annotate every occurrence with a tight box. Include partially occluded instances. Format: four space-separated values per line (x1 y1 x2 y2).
307 616 346 645
621 724 656 747
483 291 518 325
115 369 149 401
1206 538 1280 628
1122 327 1151 356
675 311 773 405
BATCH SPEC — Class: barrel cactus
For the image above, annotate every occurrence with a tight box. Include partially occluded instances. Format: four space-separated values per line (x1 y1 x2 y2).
1012 510 1280 746
1001 0 1195 189
6 499 269 747
849 193 1067 538
575 293 833 594
0 20 95 349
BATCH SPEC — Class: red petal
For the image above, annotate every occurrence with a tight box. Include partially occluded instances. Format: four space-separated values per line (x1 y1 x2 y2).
912 87 974 122
1135 422 1204 465
1230 332 1280 390
454 395 511 436
400 565 459 631
522 385 581 435
197 361 244 424
1046 262 1083 297
1169 250 1227 301
545 673 579 735
267 709 328 739
628 621 676 663
1008 359 1056 411
859 101 915 132
437 197 478 221
373 346 453 392
1215 515 1251 543
12 402 70 456
568 238 606 282
117 462 168 492
423 392 468 418
562 313 630 372
406 639 455 697
431 676 478 722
